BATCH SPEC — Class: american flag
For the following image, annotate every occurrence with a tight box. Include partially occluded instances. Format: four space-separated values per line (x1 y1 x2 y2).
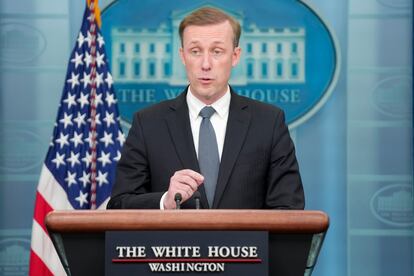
29 1 124 275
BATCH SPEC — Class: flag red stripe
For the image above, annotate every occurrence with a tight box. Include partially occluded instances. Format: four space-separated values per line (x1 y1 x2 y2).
33 191 54 236
29 250 54 276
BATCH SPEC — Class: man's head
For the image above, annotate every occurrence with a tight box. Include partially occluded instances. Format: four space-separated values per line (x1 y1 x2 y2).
179 7 241 48
179 7 242 105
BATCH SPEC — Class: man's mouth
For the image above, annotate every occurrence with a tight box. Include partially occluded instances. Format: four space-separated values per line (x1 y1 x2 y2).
198 77 214 84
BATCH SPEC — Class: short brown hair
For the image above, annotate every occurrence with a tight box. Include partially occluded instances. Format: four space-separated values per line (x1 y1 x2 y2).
179 7 241 47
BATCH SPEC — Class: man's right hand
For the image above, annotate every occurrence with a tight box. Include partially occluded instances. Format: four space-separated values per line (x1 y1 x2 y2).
163 169 204 209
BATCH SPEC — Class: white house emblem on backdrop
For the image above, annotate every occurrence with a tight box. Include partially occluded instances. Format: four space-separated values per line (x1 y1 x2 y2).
101 0 339 130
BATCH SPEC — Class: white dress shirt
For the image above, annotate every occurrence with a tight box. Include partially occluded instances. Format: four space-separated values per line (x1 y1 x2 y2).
160 86 231 208
186 86 230 160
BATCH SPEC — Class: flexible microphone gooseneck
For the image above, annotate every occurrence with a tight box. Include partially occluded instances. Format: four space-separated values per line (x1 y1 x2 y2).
194 191 201 210
174 193 182 209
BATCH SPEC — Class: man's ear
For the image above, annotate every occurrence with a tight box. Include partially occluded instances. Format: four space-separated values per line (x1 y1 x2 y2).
232 47 242 67
179 47 185 65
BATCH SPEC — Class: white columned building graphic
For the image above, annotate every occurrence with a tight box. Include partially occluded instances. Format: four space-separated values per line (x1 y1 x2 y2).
111 6 306 85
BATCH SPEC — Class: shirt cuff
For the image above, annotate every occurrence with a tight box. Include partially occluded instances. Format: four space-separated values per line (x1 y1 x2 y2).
160 192 168 210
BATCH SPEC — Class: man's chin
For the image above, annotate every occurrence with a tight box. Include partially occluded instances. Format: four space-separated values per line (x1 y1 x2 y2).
191 91 215 104
190 84 228 103
191 86 212 97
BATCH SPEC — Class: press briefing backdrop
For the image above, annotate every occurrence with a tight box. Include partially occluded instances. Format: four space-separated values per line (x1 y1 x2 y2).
0 0 412 275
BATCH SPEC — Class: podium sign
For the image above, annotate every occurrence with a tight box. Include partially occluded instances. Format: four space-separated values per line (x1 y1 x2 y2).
105 231 268 275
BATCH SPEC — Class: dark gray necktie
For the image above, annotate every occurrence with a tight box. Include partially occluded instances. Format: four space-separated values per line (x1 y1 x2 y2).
198 106 220 207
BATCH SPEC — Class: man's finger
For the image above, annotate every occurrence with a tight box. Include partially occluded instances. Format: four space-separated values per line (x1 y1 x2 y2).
178 169 204 184
175 175 199 192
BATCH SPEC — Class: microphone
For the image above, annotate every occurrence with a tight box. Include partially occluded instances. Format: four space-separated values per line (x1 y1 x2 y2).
194 191 201 210
174 193 182 209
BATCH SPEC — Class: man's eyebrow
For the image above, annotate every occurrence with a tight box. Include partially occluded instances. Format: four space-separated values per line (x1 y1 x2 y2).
186 40 226 46
187 40 200 46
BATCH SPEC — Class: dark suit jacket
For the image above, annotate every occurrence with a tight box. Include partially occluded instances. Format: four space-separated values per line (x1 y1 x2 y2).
107 87 304 209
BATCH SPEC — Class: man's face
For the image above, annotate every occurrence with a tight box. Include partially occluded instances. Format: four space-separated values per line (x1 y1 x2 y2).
179 20 241 105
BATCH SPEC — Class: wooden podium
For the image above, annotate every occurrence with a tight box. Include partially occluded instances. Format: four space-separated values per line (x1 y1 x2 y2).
45 210 329 276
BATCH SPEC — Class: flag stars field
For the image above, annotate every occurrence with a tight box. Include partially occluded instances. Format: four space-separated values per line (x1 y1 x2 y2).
88 113 101 125
71 52 84 69
96 51 105 68
105 72 114 88
100 131 114 147
95 72 104 88
98 151 112 167
75 190 89 207
66 152 81 167
105 91 116 106
67 72 80 89
70 131 84 147
81 72 92 88
65 171 77 187
95 92 104 107
117 130 125 145
77 92 90 108
82 151 93 167
59 112 73 129
113 150 122 162
84 51 93 67
85 31 94 47
103 111 115 127
79 171 91 188
77 32 85 48
97 33 104 47
63 92 77 108
74 112 87 128
52 152 65 169
55 133 69 148
96 171 109 186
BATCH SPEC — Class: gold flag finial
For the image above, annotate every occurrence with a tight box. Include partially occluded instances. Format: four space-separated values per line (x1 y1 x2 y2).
87 0 102 28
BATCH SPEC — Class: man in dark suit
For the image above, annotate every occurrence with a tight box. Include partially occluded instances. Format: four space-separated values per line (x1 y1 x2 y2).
107 7 304 210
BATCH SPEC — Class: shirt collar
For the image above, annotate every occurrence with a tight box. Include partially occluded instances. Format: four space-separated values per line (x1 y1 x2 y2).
187 86 231 120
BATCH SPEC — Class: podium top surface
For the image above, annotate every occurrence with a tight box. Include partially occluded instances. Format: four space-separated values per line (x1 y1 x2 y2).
45 210 329 234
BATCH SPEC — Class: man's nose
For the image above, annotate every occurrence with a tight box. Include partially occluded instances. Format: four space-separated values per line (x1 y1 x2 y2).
201 53 211 71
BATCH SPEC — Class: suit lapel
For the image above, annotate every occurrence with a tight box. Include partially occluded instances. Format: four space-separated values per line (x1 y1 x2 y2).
212 92 251 208
165 89 209 208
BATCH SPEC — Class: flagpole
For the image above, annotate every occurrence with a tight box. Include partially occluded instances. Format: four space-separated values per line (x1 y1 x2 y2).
88 0 99 210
